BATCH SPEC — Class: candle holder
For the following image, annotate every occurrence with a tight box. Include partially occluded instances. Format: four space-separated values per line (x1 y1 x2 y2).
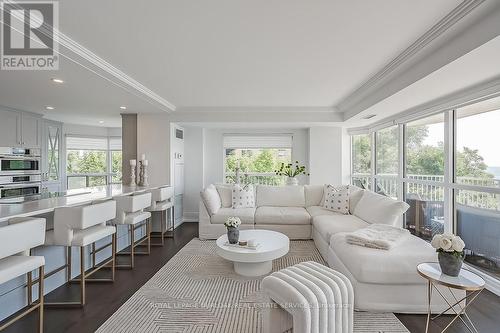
138 160 149 186
129 160 137 186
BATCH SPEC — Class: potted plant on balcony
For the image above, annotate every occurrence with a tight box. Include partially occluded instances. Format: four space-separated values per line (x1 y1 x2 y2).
225 217 242 244
275 161 309 186
431 233 466 276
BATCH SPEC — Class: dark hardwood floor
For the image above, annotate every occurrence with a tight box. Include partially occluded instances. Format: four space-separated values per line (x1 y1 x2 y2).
4 222 499 333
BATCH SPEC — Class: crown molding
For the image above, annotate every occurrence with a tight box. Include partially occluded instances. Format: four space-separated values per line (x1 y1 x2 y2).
338 0 488 118
347 75 500 133
175 106 339 113
2 1 176 112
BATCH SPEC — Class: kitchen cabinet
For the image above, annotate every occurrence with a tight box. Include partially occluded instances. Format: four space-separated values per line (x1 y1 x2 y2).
21 113 41 147
0 109 41 147
0 110 21 146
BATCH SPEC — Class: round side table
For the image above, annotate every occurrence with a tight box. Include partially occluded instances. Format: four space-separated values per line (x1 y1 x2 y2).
417 262 485 333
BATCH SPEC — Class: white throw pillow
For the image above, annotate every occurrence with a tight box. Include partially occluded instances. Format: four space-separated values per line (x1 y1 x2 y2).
232 184 255 208
200 184 221 215
353 190 410 227
322 185 350 214
216 184 233 208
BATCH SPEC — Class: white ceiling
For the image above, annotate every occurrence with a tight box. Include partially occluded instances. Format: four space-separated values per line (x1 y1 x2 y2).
0 0 490 127
346 35 500 128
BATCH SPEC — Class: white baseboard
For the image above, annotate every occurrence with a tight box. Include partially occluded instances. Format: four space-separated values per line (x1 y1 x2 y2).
183 212 199 223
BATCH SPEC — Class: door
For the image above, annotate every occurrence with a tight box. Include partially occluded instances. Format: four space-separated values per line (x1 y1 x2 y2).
0 110 21 146
21 114 41 147
41 121 62 192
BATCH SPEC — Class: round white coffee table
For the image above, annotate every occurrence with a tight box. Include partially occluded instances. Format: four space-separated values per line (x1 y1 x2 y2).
216 229 290 277
417 262 485 333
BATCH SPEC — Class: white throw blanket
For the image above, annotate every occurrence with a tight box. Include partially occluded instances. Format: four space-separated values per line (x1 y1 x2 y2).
345 224 410 250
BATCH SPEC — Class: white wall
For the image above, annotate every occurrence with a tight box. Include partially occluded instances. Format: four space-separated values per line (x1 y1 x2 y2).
136 113 171 186
182 127 310 220
308 127 345 185
183 126 204 221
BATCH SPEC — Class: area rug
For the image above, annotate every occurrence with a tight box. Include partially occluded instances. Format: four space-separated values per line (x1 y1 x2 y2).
97 239 409 333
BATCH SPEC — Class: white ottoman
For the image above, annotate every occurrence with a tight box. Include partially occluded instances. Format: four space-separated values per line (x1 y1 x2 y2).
262 261 354 333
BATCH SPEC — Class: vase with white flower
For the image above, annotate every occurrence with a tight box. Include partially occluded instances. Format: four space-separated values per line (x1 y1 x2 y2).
430 233 466 277
225 217 241 244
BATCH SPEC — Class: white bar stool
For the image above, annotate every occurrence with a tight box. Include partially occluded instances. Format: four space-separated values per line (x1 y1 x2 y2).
146 186 174 246
112 192 152 269
44 200 117 307
0 217 46 332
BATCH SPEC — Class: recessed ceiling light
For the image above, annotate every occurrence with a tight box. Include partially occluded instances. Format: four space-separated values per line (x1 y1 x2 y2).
119 106 127 110
99 120 104 124
51 78 64 84
45 106 55 110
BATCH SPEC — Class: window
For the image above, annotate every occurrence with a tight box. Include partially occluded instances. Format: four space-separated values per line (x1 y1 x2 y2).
375 125 399 199
223 135 292 185
406 114 445 178
455 98 500 277
349 95 500 280
351 134 371 189
66 136 122 189
376 125 399 176
456 102 500 188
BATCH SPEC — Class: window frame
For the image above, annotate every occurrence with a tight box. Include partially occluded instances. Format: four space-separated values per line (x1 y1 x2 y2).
349 100 500 285
65 135 122 189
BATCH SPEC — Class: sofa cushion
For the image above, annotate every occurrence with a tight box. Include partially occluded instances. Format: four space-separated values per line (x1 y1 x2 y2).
216 184 233 208
200 185 221 215
348 186 364 213
211 207 256 225
232 184 255 208
323 185 350 214
312 215 368 243
256 185 305 207
353 190 409 227
255 206 310 225
330 232 437 284
307 206 341 218
304 185 324 207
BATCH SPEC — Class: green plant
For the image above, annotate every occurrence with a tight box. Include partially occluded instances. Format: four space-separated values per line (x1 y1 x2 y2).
275 161 309 178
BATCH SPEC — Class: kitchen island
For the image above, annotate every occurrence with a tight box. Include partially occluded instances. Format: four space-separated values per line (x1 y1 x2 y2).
0 183 172 322
0 183 169 225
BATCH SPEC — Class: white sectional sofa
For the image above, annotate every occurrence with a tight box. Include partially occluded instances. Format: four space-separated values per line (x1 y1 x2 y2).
199 184 463 313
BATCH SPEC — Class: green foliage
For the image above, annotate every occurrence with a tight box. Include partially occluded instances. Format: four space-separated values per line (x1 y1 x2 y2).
225 149 292 173
66 150 107 174
456 147 492 178
352 135 371 174
275 161 309 177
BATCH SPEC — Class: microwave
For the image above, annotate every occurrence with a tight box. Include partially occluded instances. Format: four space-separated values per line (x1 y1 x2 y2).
0 155 40 175
0 147 41 175
0 182 41 199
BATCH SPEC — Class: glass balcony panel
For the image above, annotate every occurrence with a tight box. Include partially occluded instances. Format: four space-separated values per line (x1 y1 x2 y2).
404 183 445 241
456 189 500 278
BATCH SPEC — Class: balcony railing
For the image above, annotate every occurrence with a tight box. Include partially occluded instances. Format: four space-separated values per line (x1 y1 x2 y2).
67 173 121 190
352 173 500 277
225 172 286 186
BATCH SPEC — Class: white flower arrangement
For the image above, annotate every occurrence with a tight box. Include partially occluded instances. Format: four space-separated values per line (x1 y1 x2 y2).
431 233 465 255
224 216 241 228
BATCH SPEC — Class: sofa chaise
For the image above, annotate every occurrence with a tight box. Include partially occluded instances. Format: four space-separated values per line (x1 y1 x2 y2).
199 184 464 313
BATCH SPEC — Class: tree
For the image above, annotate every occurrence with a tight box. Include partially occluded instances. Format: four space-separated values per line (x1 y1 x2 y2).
456 147 493 179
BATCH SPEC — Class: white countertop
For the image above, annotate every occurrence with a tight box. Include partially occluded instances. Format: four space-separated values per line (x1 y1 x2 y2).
0 183 169 224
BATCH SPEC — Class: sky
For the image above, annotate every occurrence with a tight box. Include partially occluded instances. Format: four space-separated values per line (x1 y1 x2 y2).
423 110 500 167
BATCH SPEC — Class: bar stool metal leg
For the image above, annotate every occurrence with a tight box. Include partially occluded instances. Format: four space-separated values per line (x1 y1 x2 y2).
38 266 44 333
80 246 85 306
